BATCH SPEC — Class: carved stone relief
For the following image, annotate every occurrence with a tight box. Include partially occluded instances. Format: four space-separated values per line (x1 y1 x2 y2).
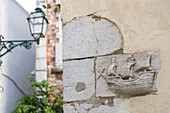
97 52 161 96
63 15 162 99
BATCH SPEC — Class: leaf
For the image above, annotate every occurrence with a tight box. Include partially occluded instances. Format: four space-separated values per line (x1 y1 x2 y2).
43 5 47 9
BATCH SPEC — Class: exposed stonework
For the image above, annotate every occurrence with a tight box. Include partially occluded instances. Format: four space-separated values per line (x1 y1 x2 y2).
46 0 63 90
63 15 123 60
63 15 161 113
75 82 86 92
36 0 47 82
64 98 130 113
63 59 95 102
46 0 58 79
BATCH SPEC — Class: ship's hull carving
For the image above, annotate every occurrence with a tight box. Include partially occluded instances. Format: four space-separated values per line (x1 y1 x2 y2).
98 52 161 96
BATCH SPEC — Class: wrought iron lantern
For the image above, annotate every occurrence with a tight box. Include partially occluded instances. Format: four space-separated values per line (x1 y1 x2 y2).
0 8 48 62
27 8 49 40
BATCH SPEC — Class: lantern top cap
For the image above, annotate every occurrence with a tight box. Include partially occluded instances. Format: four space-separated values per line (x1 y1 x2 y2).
29 8 45 16
35 8 43 12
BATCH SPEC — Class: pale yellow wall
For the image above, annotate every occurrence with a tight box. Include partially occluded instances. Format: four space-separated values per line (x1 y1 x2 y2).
62 0 170 113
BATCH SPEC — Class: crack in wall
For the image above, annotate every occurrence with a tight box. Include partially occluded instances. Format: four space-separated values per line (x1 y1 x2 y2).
63 15 161 113
63 49 123 62
94 57 97 97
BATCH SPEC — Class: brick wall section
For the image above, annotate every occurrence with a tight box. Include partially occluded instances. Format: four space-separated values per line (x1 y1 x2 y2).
46 0 63 90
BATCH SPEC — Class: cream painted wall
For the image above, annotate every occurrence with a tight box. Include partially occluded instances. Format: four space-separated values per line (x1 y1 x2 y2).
62 0 170 113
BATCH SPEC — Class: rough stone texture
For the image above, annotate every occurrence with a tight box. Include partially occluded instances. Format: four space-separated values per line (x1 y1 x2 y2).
64 104 78 113
95 55 117 97
45 0 63 91
62 0 169 112
75 82 86 92
35 1 47 82
63 15 161 113
46 0 59 83
36 58 46 70
64 98 130 113
36 46 46 58
63 16 122 60
63 59 95 101
96 52 161 97
36 40 47 82
36 71 47 82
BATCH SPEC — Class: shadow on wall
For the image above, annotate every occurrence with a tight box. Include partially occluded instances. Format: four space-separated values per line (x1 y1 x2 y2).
1 0 35 112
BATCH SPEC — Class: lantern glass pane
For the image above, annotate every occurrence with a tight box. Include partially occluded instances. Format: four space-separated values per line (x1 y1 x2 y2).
31 12 44 18
27 8 48 39
29 17 43 39
42 19 48 37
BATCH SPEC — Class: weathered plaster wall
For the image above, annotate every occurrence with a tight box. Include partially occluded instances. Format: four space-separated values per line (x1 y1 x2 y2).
62 0 170 113
63 16 130 113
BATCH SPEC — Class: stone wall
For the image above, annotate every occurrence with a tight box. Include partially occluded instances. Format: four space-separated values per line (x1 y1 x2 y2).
46 0 59 84
36 0 47 82
46 0 63 90
62 0 170 113
36 0 63 90
36 0 63 89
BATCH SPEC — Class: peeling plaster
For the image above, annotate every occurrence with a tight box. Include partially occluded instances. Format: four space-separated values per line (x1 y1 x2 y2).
63 12 162 113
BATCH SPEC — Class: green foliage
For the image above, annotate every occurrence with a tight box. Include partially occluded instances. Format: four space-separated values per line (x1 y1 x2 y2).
12 78 63 113
54 4 61 13
43 5 47 9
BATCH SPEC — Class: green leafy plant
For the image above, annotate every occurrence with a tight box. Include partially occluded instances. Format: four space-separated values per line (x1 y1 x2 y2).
54 4 61 13
12 78 63 113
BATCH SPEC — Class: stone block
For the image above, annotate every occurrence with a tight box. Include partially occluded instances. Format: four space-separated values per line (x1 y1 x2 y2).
63 16 122 60
64 104 78 113
36 58 46 70
36 71 47 82
63 59 95 101
37 38 46 46
63 98 123 113
55 43 62 66
88 105 118 113
96 52 161 97
95 55 116 97
36 46 46 58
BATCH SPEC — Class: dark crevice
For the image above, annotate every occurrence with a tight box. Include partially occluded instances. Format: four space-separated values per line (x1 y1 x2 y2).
63 49 123 62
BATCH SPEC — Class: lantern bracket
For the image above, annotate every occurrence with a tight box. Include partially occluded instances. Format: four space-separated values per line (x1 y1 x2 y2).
0 35 39 58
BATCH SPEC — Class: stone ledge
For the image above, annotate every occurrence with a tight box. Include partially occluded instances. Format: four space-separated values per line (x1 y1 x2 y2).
51 65 63 74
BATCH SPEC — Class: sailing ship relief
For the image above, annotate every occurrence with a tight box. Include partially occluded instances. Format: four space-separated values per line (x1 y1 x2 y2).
99 52 161 96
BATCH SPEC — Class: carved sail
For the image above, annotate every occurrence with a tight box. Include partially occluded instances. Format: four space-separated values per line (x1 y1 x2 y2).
101 52 161 96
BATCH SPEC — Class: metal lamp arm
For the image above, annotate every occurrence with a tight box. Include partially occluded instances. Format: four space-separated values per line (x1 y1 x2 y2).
0 35 39 58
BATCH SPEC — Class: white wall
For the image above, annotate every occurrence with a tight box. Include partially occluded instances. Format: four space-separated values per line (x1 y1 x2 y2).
1 0 35 112
0 0 5 112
